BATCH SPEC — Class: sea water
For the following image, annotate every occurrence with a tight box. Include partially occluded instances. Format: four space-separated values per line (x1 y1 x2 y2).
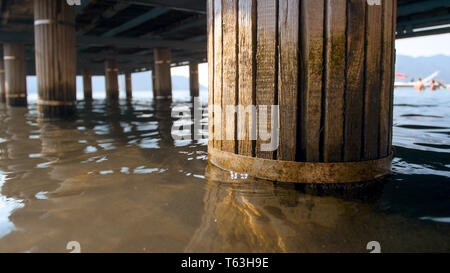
0 87 448 252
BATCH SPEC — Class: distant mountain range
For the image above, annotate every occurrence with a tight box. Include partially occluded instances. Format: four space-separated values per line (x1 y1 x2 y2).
396 54 450 83
25 55 450 94
27 74 207 94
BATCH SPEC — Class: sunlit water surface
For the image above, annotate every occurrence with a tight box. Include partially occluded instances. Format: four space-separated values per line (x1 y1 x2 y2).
0 88 449 253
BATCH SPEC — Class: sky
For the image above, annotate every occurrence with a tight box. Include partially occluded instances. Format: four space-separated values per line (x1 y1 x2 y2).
395 33 450 57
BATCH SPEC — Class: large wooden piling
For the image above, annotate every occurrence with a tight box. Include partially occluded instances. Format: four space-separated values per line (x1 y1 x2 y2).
3 44 27 107
125 72 132 100
153 48 172 100
82 69 93 101
189 62 199 97
34 0 76 117
0 60 5 103
105 59 119 101
207 0 396 183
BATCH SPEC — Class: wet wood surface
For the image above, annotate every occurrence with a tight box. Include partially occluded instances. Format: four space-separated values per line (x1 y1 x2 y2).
3 43 27 106
34 0 76 115
208 0 396 178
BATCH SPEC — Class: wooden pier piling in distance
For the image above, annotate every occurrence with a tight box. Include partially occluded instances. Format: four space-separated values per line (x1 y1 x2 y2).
105 59 119 101
207 0 397 183
125 72 133 100
34 0 76 117
3 43 27 107
0 60 5 103
189 62 199 97
153 48 172 100
82 69 93 101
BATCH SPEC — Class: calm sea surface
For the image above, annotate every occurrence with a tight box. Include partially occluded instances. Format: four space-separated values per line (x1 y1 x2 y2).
0 88 449 253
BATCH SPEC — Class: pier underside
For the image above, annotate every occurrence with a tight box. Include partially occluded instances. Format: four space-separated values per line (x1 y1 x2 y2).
0 0 447 75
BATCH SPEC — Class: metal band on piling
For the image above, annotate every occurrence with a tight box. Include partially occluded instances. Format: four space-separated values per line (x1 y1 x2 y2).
38 99 75 106
208 146 393 184
34 19 75 28
7 94 27 98
155 95 172 100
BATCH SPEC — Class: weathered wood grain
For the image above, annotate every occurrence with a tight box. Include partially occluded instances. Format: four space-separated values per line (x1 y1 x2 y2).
3 43 27 107
222 0 238 153
278 0 299 161
213 0 223 149
255 0 278 159
363 3 383 160
379 0 394 158
344 0 365 162
237 0 256 157
300 0 324 162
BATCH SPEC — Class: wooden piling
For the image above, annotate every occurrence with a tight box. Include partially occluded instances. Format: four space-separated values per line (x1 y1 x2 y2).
0 60 5 103
82 69 93 101
208 0 396 183
125 72 132 100
189 62 199 97
153 48 172 100
34 0 76 117
105 59 119 101
3 43 27 107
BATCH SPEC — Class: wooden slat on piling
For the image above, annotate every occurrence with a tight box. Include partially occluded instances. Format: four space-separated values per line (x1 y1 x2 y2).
278 0 299 161
207 0 215 149
344 0 365 162
213 0 223 150
255 0 278 160
222 0 238 153
237 0 256 157
324 0 346 162
300 0 324 162
363 3 383 160
379 0 394 158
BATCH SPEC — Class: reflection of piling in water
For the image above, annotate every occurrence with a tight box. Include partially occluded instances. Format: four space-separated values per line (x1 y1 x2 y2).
154 100 174 147
185 164 449 253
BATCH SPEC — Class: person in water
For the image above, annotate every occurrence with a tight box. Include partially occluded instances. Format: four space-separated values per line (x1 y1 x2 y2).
430 80 436 91
414 78 425 92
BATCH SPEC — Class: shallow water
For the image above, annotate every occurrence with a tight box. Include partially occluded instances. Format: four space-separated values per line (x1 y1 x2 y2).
0 88 449 253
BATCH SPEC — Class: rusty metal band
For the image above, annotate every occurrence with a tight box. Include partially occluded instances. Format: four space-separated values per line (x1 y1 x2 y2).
208 146 393 184
155 95 172 100
155 60 171 65
106 68 119 72
38 99 75 106
34 19 75 28
7 94 27 98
